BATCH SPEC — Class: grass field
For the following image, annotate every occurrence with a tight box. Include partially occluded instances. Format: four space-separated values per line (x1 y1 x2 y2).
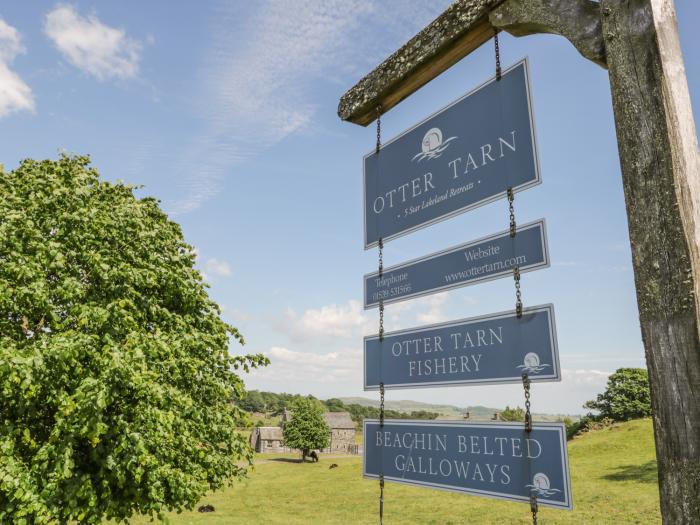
126 419 660 524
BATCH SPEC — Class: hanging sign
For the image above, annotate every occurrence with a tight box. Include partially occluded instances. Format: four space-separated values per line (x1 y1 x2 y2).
364 420 572 510
364 304 560 390
363 59 539 249
364 219 549 309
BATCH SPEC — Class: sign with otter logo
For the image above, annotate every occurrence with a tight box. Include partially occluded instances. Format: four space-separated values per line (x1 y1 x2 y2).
364 420 572 510
363 59 539 249
364 220 549 309
364 304 560 390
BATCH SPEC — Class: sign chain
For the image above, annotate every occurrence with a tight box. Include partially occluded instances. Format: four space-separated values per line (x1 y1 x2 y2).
508 187 516 237
379 237 385 341
376 105 385 525
523 373 538 523
514 267 523 318
494 28 502 81
509 189 523 318
530 494 539 525
376 105 382 154
379 382 385 524
522 373 532 431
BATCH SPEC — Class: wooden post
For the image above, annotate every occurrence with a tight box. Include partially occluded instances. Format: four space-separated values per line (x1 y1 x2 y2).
599 2 700 522
339 0 700 522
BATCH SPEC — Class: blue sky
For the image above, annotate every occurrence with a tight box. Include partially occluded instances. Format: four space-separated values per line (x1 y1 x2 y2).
2 1 699 414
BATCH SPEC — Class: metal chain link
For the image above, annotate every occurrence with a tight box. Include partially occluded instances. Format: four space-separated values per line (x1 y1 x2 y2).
379 383 385 427
508 187 516 237
523 374 537 523
379 382 385 524
494 29 502 81
514 267 522 318
379 475 385 524
378 238 384 341
522 373 532 432
378 238 384 277
376 105 382 154
530 494 539 525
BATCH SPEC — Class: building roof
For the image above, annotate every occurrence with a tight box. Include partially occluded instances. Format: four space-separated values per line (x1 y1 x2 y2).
323 411 355 429
257 426 283 440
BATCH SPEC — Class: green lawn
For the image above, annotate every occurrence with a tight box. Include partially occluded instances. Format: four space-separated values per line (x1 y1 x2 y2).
125 419 660 524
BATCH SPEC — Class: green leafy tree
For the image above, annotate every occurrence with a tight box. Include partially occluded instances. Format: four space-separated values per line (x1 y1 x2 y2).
324 398 345 412
584 368 652 421
0 156 268 524
499 406 526 422
282 398 329 461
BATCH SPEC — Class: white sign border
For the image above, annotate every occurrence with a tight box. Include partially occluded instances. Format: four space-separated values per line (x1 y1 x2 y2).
362 419 573 511
363 304 561 390
363 218 550 309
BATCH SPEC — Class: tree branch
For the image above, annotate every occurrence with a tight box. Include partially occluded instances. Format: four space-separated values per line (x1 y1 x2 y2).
489 0 607 68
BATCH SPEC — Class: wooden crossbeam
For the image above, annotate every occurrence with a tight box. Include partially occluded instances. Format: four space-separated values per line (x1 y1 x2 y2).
337 0 504 126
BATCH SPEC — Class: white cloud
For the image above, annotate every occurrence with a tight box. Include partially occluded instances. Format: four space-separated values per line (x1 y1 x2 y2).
276 293 457 344
247 346 362 393
204 257 232 278
169 0 451 213
414 292 449 325
280 300 373 342
44 5 141 80
0 18 34 117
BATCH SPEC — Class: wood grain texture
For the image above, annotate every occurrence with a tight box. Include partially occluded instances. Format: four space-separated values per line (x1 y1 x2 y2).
601 1 700 522
489 0 606 66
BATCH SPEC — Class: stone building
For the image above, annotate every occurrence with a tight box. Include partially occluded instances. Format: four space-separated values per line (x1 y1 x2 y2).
322 411 356 454
277 409 357 454
249 426 291 453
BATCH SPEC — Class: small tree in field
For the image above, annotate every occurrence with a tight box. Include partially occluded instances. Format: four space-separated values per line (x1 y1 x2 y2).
499 406 526 422
584 368 652 421
283 398 329 461
0 156 268 524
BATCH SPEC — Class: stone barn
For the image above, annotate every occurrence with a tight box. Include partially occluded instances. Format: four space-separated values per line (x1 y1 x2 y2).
322 412 356 454
249 426 290 453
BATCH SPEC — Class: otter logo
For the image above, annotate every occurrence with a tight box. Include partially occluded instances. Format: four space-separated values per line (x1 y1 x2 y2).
516 352 551 374
411 127 457 162
526 473 562 498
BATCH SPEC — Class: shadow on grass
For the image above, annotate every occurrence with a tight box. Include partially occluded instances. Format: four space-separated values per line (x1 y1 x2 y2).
603 460 658 483
269 458 307 464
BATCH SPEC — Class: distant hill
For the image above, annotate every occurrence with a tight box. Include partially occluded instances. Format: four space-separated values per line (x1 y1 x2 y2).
336 396 577 421
337 397 497 418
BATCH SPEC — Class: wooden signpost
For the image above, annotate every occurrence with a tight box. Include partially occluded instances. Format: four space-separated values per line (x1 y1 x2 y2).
340 1 700 524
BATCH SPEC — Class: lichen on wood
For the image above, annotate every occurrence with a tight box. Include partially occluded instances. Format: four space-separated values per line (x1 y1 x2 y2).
338 0 505 126
489 0 606 67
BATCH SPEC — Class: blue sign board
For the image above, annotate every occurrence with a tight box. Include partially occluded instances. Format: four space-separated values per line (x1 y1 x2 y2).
364 220 549 309
364 59 540 249
364 420 572 510
364 304 560 390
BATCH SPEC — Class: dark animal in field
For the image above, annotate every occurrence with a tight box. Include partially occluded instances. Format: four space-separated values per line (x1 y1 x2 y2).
309 450 319 462
329 463 339 469
198 504 215 513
